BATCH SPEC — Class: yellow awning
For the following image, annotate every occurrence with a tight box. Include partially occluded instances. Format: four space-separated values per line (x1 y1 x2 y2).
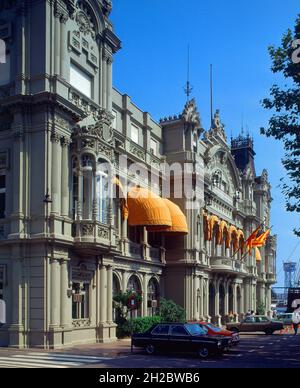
226 225 238 248
255 247 262 261
209 215 219 240
147 199 188 235
217 220 228 245
127 187 172 227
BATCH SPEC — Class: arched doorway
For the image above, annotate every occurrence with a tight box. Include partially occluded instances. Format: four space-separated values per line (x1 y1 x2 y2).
127 275 142 317
147 278 160 316
219 284 225 319
113 273 121 322
209 283 215 319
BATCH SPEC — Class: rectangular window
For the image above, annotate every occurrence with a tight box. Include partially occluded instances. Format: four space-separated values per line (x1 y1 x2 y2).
96 172 108 224
72 282 90 320
0 52 10 86
70 62 92 99
0 174 6 219
131 124 139 144
150 139 157 156
112 110 117 130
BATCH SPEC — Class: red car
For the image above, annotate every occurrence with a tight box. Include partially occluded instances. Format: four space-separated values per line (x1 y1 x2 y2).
196 322 240 346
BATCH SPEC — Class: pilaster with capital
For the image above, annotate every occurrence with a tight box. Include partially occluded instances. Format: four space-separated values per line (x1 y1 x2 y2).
51 132 62 215
50 258 61 329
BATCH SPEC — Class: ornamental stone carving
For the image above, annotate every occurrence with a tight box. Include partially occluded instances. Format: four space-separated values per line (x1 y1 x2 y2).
182 98 202 132
81 223 94 236
130 144 146 161
76 11 92 36
98 226 109 239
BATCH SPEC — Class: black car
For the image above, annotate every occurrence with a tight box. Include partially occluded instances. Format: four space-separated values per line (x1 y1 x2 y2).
131 323 231 359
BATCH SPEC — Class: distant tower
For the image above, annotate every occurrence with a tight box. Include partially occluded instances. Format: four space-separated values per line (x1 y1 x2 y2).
284 262 297 289
231 134 256 173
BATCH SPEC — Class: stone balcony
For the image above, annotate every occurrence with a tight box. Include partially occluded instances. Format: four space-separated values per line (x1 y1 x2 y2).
210 256 247 276
73 220 116 252
127 241 165 263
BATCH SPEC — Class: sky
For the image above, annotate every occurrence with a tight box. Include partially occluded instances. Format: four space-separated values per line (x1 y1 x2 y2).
110 0 300 287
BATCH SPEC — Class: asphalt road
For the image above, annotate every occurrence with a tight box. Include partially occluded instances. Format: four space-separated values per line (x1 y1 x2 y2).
0 333 299 368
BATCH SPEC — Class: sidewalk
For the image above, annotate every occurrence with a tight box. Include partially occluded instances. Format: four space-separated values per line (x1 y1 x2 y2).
0 339 133 358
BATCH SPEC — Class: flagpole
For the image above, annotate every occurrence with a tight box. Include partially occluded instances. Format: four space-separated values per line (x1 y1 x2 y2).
230 221 265 260
240 225 274 262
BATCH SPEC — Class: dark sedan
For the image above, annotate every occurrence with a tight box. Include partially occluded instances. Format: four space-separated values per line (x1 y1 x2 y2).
131 323 231 359
226 315 284 335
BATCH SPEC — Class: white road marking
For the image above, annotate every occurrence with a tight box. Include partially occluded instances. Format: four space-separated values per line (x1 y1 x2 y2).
0 352 115 368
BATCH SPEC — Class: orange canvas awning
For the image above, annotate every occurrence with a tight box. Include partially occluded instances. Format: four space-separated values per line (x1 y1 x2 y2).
217 220 228 245
147 199 188 235
209 215 219 240
226 225 238 248
255 247 262 261
127 187 172 227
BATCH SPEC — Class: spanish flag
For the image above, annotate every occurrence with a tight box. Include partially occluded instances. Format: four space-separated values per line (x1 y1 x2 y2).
245 225 262 251
252 229 271 248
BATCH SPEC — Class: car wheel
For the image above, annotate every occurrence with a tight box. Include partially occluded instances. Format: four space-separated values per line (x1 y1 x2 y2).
265 329 273 335
197 347 210 359
145 344 156 355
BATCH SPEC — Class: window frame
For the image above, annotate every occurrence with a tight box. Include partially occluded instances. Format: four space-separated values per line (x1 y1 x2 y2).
69 61 93 99
131 124 139 144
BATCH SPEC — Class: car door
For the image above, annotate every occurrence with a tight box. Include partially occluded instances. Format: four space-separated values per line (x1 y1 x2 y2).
258 316 271 332
169 325 190 353
150 324 170 350
240 316 256 332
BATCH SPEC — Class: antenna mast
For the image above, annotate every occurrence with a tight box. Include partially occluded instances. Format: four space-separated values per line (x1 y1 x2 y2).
210 64 213 127
184 45 193 101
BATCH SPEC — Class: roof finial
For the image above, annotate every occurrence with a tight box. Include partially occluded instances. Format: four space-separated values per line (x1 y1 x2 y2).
184 45 193 101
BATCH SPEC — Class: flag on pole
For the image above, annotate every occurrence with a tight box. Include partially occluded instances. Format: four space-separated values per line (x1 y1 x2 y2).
245 224 262 251
252 229 271 248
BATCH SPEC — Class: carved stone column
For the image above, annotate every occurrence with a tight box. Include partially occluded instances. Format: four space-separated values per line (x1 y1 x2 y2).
107 266 113 324
60 13 69 79
50 258 60 329
54 11 61 74
100 266 107 323
51 133 62 215
143 274 148 317
61 138 70 217
60 259 71 330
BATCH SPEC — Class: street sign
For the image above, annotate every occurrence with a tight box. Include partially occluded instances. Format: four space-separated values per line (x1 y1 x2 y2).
0 300 6 324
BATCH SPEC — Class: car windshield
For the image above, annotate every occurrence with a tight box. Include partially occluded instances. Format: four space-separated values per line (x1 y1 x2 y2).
185 324 208 336
206 323 222 332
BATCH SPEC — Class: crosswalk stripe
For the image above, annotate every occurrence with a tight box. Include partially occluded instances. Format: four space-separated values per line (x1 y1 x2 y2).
27 352 111 360
0 356 79 367
11 354 105 364
0 359 68 368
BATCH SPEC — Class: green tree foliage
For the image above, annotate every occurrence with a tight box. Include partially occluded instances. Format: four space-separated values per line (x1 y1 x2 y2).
261 15 300 236
113 291 142 325
257 301 266 316
159 298 186 323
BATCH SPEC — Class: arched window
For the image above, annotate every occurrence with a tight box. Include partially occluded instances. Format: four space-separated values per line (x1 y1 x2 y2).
147 278 160 316
127 275 142 318
113 273 121 322
82 154 94 220
96 158 110 224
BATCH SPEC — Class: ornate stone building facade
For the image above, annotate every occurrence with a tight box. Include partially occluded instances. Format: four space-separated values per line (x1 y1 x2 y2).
0 0 276 348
